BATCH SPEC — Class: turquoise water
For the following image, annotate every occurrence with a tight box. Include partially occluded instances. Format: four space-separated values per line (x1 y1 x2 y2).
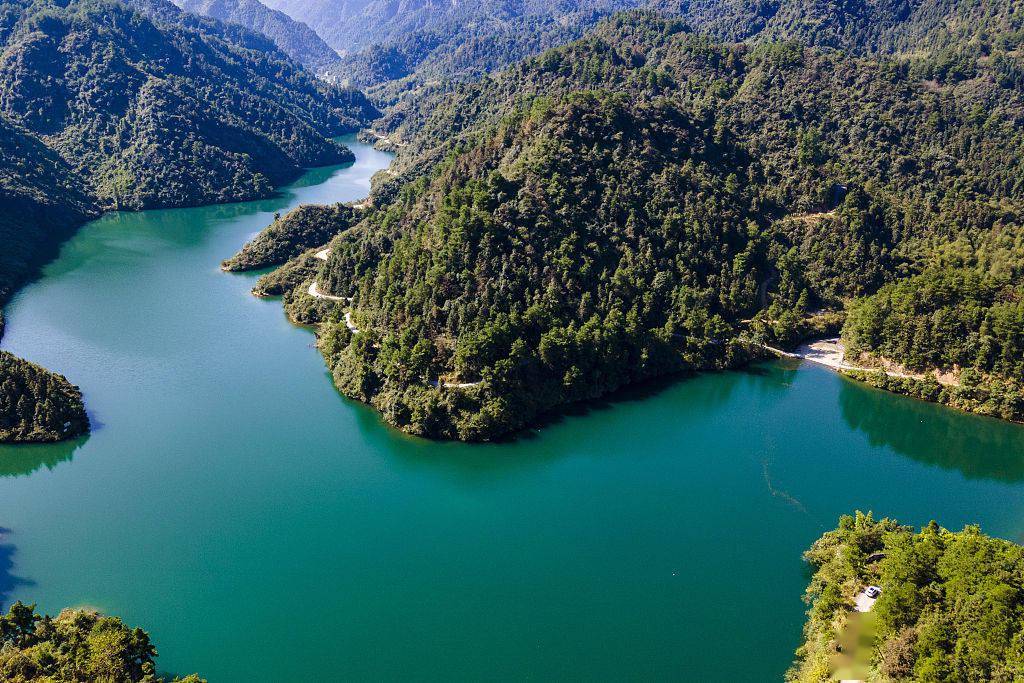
3 139 1024 681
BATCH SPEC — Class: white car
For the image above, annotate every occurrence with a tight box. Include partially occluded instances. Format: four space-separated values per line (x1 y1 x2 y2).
865 585 882 599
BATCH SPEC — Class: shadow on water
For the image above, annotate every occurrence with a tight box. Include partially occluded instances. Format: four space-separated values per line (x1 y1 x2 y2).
343 365 773 483
501 371 698 442
0 529 34 610
839 376 1024 482
288 161 355 190
0 434 89 478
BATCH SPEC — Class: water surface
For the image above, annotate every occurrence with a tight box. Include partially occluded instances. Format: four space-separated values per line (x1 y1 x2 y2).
3 139 1024 681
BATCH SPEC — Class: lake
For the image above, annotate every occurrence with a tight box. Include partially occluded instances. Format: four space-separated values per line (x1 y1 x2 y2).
2 138 1024 681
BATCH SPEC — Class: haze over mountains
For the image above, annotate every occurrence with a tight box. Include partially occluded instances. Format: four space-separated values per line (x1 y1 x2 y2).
172 0 340 69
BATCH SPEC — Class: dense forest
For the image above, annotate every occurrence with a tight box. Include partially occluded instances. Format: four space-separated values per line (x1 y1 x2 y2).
0 352 89 443
324 2 643 91
789 512 1024 682
173 0 339 70
0 0 376 211
258 7 1024 438
0 602 203 681
322 0 1024 106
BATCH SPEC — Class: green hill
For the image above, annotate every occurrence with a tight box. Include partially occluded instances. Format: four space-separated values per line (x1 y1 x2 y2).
263 12 1024 438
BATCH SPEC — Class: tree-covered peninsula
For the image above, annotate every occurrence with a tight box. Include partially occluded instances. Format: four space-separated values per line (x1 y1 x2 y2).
0 602 203 682
260 7 1024 439
222 204 360 271
789 513 1024 682
0 353 88 443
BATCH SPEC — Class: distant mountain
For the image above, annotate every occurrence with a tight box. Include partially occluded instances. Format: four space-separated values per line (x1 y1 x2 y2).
173 0 339 70
264 0 644 54
318 0 1023 91
324 4 641 89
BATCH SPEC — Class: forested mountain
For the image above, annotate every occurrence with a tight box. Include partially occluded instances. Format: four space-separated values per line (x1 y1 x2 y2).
0 602 204 681
324 3 643 89
0 0 375 211
263 0 638 54
670 0 1024 55
790 513 1024 682
260 12 1024 438
173 0 339 70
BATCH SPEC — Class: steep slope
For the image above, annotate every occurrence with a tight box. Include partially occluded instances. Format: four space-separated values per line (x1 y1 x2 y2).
0 116 96 307
0 0 376 210
267 0 643 55
670 0 1024 55
262 13 1024 438
325 3 644 89
173 0 339 70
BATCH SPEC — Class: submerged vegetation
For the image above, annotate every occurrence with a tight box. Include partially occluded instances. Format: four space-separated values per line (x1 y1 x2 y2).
790 513 1024 682
0 602 203 682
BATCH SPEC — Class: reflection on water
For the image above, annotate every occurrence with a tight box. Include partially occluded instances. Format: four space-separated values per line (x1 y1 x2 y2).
371 367 761 483
839 376 1024 482
0 529 33 610
0 435 88 478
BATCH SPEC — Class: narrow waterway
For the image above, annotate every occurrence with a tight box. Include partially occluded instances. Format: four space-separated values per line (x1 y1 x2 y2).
2 139 1024 681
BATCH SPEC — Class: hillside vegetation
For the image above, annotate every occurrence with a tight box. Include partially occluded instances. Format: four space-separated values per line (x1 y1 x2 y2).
324 0 1024 104
790 512 1024 682
0 0 375 211
0 602 203 682
261 10 1024 438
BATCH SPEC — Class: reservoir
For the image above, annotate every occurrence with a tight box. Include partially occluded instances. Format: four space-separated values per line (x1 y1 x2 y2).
2 138 1024 681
